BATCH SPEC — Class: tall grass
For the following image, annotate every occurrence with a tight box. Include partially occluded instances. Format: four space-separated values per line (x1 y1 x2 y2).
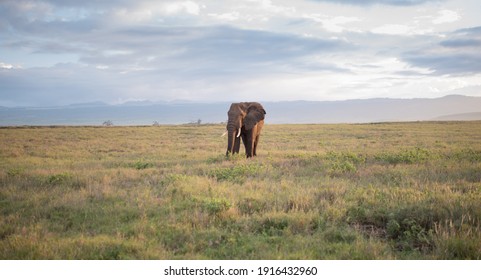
0 122 480 259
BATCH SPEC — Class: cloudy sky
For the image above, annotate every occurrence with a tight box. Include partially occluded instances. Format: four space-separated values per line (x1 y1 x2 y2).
1 0 480 106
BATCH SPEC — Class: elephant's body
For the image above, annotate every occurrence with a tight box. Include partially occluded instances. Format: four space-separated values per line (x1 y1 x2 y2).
226 102 266 158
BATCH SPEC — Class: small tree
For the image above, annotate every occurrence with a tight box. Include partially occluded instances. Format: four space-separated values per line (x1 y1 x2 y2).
102 120 113 126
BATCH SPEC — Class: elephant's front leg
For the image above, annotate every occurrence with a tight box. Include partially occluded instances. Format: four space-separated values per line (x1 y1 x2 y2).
243 129 255 158
253 121 263 157
252 125 260 157
245 127 257 158
253 133 260 156
241 131 247 155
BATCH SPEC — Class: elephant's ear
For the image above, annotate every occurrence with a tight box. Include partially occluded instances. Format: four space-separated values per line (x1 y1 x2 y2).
244 106 266 130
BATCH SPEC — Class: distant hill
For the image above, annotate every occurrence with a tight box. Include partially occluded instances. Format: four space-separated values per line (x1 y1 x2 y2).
266 95 481 123
1 95 480 126
434 112 481 121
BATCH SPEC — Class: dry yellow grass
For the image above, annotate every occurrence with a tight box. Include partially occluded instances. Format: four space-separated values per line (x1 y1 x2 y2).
1 122 480 259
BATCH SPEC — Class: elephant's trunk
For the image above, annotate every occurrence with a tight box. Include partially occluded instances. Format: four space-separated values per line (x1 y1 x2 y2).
226 118 242 156
226 129 236 156
226 117 242 156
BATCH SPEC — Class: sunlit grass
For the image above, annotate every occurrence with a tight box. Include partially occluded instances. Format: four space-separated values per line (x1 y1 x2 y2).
1 122 480 259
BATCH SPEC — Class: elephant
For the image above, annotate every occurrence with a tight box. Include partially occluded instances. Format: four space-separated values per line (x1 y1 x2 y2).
225 102 266 158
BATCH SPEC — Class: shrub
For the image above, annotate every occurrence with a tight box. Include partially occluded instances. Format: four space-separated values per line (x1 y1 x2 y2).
330 160 357 174
453 149 481 162
202 198 231 217
376 147 431 165
131 159 154 170
7 168 24 177
42 173 85 189
394 218 434 252
254 216 289 236
209 163 264 183
325 151 365 176
46 173 72 185
102 120 114 126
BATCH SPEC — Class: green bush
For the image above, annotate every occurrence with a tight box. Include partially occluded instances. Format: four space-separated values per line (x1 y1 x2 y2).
376 147 431 165
46 173 72 185
42 173 85 189
453 149 481 162
209 163 264 183
325 151 365 176
254 216 289 236
131 159 154 170
202 198 231 216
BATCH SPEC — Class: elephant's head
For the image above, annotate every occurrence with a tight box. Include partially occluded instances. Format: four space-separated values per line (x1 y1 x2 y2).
226 102 266 156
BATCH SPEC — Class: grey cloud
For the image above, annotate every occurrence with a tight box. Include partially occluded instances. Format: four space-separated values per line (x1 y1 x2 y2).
1 22 352 106
453 26 481 35
403 52 481 75
79 25 350 76
442 26 481 48
440 39 481 48
308 0 444 6
3 0 480 107
402 26 481 75
0 1 101 53
41 0 135 8
174 26 346 65
1 0 352 77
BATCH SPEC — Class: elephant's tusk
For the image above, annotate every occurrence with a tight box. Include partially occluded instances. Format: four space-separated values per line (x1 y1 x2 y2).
236 128 241 138
221 130 227 137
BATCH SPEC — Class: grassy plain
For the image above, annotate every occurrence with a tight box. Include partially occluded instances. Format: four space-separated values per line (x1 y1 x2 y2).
1 122 480 259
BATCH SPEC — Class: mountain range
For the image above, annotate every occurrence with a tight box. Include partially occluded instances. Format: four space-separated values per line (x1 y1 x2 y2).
1 95 480 126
